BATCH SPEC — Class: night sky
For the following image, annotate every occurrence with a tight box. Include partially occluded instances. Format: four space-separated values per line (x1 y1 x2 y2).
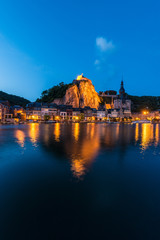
0 0 159 100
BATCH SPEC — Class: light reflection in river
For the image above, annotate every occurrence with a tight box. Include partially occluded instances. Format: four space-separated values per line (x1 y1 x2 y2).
15 130 25 148
13 123 160 179
135 123 139 142
141 124 154 150
155 124 159 146
1 123 160 240
73 123 79 142
29 123 39 147
54 123 60 142
70 123 100 179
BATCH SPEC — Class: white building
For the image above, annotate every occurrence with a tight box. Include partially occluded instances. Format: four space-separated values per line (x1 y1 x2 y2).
97 110 106 121
60 111 67 120
41 104 58 120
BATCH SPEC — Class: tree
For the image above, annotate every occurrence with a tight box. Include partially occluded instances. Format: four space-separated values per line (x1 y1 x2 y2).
0 91 30 107
44 115 50 121
37 82 73 103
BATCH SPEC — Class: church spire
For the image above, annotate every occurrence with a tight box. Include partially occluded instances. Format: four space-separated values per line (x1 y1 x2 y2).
119 75 125 98
121 73 124 85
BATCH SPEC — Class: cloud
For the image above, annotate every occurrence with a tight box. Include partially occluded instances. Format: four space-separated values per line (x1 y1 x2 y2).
96 37 114 52
94 59 100 65
94 36 115 71
94 59 101 70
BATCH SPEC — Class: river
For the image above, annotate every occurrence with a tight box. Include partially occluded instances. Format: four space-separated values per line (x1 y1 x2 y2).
0 123 160 239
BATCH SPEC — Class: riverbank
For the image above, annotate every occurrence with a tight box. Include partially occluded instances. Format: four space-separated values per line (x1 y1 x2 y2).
1 119 159 125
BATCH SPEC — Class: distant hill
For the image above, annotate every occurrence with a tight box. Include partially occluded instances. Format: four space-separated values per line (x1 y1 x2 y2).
128 95 160 112
100 93 160 112
0 91 30 107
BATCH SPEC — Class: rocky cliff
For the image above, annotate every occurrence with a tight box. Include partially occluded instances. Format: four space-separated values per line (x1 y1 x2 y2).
64 76 100 108
53 75 100 109
39 74 101 109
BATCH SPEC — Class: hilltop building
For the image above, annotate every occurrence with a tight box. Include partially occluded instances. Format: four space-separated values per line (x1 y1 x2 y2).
72 74 92 84
114 80 131 118
99 78 132 118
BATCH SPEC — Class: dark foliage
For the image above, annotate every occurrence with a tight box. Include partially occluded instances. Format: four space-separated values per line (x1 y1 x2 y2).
100 93 160 112
100 96 112 104
99 90 117 95
105 90 117 95
37 81 160 113
128 95 160 112
37 82 73 103
0 91 30 107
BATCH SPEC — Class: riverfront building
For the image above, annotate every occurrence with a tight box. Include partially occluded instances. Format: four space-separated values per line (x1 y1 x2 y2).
99 79 132 119
113 80 131 118
0 80 132 123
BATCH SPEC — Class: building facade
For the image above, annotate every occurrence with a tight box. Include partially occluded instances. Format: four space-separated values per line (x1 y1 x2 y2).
0 101 10 122
113 80 131 118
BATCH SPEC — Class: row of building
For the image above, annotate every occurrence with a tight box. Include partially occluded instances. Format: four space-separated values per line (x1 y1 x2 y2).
0 102 131 123
0 81 134 123
0 81 132 123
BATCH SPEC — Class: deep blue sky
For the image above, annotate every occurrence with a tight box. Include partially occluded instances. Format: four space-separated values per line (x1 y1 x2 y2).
0 0 159 101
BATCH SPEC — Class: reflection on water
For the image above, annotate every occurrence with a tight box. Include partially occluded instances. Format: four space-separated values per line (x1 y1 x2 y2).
73 123 79 142
70 123 100 179
29 123 39 147
15 130 25 148
1 123 160 240
43 124 50 145
155 124 159 146
54 123 60 142
12 123 160 179
141 124 154 150
135 123 139 142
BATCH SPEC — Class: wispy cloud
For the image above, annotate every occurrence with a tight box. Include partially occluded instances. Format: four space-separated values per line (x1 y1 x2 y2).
94 59 100 65
96 37 114 52
94 36 115 70
94 59 101 70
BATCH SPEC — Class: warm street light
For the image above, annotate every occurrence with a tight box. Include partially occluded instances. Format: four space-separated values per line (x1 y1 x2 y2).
143 111 149 115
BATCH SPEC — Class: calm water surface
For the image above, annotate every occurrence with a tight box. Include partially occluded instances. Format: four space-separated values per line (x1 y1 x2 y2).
0 123 160 240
